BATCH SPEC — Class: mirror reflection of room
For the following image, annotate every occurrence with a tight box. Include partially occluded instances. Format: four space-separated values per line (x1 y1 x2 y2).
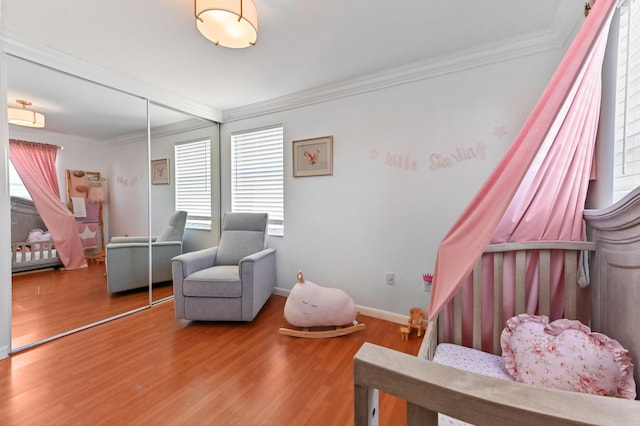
7 55 150 351
7 55 220 352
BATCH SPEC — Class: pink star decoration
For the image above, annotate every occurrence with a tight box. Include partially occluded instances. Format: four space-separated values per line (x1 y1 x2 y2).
493 126 508 138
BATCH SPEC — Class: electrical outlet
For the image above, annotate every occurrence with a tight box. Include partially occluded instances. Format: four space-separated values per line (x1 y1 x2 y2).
423 281 431 292
386 272 395 286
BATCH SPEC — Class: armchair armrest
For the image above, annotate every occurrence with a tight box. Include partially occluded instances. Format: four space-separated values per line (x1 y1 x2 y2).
110 236 157 244
106 241 149 251
172 246 218 278
240 247 276 264
239 248 276 321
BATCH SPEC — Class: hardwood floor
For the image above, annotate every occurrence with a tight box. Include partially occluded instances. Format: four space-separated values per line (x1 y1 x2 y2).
12 263 173 349
1 294 422 425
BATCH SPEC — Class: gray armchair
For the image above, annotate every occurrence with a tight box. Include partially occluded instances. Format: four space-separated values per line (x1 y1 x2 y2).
106 211 187 293
172 212 276 321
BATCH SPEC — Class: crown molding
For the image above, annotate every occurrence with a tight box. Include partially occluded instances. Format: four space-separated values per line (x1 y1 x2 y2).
0 33 223 123
109 117 216 146
223 3 582 123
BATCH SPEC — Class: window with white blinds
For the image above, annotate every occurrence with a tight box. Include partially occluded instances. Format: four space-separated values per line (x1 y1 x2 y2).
231 125 284 236
614 0 640 201
174 139 212 229
9 161 31 199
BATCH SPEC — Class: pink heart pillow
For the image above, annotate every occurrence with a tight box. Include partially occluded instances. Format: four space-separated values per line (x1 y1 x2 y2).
501 314 636 399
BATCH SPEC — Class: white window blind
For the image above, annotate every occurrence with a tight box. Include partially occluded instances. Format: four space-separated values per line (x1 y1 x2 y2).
175 139 212 229
231 125 284 236
614 0 640 201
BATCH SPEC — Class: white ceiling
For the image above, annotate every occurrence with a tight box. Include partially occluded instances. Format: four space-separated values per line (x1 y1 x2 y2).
1 0 585 138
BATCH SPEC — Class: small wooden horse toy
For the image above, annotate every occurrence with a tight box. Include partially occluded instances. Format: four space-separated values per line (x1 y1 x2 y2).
408 307 424 337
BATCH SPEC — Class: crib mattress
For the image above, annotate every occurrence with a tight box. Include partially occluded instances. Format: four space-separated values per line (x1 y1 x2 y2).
433 343 513 425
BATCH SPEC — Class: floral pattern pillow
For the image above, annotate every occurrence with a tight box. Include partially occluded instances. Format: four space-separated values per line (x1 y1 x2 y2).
501 314 636 399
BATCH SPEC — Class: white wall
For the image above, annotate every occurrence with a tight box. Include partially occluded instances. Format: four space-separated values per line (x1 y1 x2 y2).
108 139 149 239
221 51 564 316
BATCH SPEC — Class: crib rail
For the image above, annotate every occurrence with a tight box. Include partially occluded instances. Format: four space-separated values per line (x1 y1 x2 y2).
11 240 59 272
354 342 640 426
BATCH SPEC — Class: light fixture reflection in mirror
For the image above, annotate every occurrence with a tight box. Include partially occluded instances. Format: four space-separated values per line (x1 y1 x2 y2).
8 99 45 128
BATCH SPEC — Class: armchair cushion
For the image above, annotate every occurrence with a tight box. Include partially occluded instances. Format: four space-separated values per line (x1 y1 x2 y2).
216 231 265 265
216 213 268 265
183 265 241 298
156 211 187 242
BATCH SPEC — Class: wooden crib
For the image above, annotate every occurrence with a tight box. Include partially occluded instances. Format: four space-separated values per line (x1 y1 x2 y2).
354 188 640 425
11 196 61 273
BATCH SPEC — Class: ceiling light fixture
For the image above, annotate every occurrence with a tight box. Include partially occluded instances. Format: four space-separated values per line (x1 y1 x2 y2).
195 0 258 49
8 100 45 128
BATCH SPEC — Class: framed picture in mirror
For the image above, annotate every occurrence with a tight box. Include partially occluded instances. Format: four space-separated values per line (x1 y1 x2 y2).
151 158 170 185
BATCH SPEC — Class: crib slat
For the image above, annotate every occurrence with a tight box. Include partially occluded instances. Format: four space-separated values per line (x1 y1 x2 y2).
472 259 482 350
515 250 526 314
431 241 595 356
538 249 551 317
453 292 462 346
492 252 504 355
564 250 578 320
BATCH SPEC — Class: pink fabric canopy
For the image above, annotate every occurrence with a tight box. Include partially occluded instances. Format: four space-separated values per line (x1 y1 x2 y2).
428 0 617 320
10 139 87 270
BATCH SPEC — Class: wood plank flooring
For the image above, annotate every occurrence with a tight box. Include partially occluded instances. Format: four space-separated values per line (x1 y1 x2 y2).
12 263 173 349
1 294 422 425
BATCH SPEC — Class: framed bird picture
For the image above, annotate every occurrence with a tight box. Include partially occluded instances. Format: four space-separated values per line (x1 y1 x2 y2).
293 136 333 177
151 158 170 185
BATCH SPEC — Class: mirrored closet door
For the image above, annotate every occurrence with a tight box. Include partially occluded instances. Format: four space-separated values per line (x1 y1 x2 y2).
7 55 151 351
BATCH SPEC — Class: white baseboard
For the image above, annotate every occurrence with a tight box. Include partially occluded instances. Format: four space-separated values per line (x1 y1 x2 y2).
274 286 410 325
355 305 409 325
0 345 9 359
273 286 291 297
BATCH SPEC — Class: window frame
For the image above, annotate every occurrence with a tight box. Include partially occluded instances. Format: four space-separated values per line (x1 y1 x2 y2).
612 0 640 202
174 138 213 230
230 125 284 237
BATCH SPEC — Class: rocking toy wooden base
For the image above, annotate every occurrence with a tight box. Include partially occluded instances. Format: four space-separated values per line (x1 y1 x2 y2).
279 323 366 338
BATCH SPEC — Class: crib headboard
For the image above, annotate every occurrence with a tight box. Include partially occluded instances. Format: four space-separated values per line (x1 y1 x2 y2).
10 196 45 243
585 186 640 398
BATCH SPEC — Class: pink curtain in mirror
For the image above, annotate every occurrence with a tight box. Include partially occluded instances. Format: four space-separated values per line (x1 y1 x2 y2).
428 0 617 323
9 139 87 269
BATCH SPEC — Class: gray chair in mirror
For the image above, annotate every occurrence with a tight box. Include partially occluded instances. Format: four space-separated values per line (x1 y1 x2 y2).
105 210 188 293
171 212 276 321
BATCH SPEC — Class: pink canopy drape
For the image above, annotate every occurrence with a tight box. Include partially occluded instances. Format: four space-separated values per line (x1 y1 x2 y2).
9 139 87 269
428 0 617 321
